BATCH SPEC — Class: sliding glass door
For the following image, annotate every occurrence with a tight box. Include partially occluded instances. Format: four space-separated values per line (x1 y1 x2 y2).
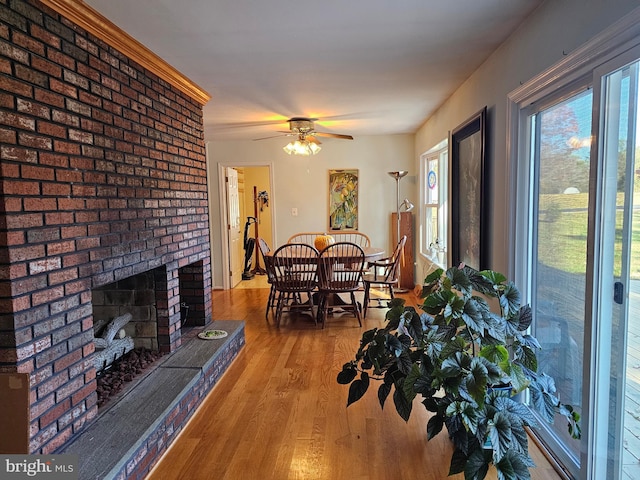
517 48 640 479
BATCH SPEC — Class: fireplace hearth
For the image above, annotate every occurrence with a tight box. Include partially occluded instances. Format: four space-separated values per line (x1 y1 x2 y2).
60 321 246 480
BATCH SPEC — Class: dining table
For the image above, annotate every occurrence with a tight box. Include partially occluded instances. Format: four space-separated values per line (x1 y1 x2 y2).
264 246 385 266
265 244 386 318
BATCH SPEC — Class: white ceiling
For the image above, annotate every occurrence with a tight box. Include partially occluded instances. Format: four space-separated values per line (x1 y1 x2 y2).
84 0 543 142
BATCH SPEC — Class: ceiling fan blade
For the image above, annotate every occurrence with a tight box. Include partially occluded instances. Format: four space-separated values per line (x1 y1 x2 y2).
314 132 354 140
307 136 322 145
253 133 294 141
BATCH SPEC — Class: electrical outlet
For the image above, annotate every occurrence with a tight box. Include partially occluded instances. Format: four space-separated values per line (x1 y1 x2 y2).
291 207 298 216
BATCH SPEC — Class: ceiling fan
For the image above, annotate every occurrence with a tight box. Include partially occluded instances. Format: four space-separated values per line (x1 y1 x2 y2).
254 117 353 155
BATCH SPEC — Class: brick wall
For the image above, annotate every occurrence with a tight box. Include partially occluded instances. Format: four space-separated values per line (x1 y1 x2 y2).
0 0 212 454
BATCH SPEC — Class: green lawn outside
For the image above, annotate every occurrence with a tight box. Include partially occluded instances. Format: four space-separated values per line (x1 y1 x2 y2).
538 192 640 279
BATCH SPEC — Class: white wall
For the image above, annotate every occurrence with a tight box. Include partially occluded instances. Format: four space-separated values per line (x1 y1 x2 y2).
414 0 640 278
207 134 415 288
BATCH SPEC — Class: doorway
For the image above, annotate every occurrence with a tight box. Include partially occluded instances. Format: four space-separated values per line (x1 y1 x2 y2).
220 165 274 289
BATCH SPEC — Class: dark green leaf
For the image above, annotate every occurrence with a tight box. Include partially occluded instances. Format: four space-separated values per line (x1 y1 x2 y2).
337 365 358 384
479 269 507 286
347 372 369 407
396 350 414 375
359 328 378 347
500 282 521 319
462 298 485 335
399 308 422 340
560 404 582 439
490 411 513 463
385 333 404 357
445 415 470 453
441 351 472 378
463 358 489 405
463 448 491 480
478 356 506 386
468 268 497 296
440 334 467 359
492 396 538 428
446 401 480 435
422 289 455 315
519 345 538 373
427 414 444 440
397 332 413 349
414 373 435 396
520 334 541 350
509 419 531 459
485 312 507 343
528 374 558 423
424 268 444 286
448 448 468 475
516 305 532 331
393 380 413 421
495 449 532 480
503 362 529 394
402 363 420 402
448 266 473 296
377 381 391 409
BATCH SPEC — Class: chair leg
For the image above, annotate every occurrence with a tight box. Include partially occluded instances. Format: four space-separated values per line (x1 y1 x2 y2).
308 290 317 326
266 285 275 320
351 292 362 327
363 282 370 318
318 294 327 328
275 293 286 327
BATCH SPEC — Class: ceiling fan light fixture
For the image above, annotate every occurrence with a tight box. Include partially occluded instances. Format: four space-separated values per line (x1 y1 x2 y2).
283 139 321 156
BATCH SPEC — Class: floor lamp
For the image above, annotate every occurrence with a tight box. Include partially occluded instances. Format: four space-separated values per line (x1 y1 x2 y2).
388 171 414 293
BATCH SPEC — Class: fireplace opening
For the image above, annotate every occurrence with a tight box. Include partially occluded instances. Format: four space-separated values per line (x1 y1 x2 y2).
92 268 160 369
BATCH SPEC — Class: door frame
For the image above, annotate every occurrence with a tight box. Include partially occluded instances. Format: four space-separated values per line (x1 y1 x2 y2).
217 162 276 290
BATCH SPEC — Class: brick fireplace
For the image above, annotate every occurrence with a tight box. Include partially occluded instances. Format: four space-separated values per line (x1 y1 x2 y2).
0 0 213 456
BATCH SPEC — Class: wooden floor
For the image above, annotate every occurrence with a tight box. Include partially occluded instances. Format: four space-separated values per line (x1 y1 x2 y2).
146 283 564 480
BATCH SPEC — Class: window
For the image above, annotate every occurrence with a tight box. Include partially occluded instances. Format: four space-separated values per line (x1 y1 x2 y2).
524 87 592 467
420 140 447 266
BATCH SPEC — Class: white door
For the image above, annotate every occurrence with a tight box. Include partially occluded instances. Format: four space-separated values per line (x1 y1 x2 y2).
226 167 243 287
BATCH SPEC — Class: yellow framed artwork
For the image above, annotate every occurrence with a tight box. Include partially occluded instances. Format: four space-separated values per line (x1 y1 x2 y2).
328 169 358 230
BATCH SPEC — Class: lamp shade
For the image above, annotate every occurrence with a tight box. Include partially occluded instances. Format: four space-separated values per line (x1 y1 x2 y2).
283 139 321 155
388 171 409 180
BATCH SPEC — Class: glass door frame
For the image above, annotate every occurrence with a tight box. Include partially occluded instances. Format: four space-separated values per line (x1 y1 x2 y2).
507 11 640 479
589 47 640 480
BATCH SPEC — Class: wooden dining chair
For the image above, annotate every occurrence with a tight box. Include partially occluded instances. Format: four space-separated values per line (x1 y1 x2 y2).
271 243 319 327
316 242 365 328
258 238 276 319
362 235 407 318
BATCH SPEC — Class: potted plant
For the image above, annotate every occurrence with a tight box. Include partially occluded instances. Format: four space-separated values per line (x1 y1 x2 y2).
337 265 581 479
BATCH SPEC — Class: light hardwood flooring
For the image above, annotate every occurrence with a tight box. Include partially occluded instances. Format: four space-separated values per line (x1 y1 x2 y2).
147 284 564 480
